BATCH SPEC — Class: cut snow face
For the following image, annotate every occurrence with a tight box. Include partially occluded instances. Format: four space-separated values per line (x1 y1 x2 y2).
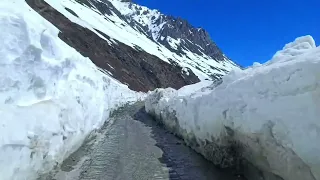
145 35 320 180
0 1 143 179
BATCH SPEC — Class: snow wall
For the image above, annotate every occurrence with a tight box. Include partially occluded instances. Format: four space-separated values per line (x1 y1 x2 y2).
0 1 143 179
145 35 320 180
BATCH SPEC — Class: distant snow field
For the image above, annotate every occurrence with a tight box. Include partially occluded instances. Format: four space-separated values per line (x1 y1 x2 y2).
0 1 143 179
146 35 320 180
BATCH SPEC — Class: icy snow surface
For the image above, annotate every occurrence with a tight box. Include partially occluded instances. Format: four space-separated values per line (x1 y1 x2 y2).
0 1 143 180
145 36 320 180
44 0 239 80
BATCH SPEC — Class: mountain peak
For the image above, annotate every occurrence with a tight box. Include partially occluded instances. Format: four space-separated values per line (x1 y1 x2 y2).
107 0 239 79
110 0 228 63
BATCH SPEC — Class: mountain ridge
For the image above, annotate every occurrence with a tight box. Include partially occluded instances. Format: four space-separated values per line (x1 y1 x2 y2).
110 0 230 63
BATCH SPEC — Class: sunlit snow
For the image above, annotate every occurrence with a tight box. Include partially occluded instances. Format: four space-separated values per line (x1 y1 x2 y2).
146 36 320 180
0 1 143 179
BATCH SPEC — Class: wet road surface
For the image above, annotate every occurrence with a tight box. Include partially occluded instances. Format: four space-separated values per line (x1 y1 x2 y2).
40 102 244 180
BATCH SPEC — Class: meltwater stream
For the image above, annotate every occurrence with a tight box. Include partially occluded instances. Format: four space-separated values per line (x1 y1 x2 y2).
39 102 245 180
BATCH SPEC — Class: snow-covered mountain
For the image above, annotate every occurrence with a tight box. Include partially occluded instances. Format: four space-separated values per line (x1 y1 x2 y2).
26 0 240 91
111 0 230 63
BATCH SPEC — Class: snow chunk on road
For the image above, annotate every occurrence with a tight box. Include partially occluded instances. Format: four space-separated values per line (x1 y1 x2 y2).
0 1 143 180
145 35 320 180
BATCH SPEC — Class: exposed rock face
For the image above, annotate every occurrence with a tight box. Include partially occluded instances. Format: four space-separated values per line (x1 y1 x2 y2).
113 0 229 62
26 0 199 92
159 17 226 61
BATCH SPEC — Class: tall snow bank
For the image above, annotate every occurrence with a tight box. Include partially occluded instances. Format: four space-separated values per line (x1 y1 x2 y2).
267 35 316 64
145 35 320 180
0 1 143 180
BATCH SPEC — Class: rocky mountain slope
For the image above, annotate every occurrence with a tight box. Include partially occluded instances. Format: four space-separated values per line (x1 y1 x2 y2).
26 0 240 91
112 0 228 62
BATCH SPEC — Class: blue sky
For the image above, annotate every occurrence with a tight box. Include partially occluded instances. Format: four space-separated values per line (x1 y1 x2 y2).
134 0 319 67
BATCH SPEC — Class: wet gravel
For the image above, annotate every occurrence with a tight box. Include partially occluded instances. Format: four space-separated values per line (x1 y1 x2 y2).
39 102 245 180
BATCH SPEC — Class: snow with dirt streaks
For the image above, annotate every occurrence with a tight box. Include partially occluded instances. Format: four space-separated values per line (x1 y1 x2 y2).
145 35 320 180
0 1 143 180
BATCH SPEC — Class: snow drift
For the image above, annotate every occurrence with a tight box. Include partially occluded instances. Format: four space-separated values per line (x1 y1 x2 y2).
0 1 143 179
145 35 320 180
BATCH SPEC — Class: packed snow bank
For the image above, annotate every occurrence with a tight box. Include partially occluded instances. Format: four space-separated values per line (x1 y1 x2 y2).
0 1 143 180
145 36 320 180
175 80 213 96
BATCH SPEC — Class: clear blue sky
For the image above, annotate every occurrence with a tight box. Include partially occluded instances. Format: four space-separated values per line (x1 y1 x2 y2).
134 0 319 67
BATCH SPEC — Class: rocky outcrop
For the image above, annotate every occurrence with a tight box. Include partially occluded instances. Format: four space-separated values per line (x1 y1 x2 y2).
159 17 226 61
117 1 229 62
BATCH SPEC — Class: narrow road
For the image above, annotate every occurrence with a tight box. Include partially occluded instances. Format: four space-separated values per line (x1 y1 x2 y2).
40 102 244 180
